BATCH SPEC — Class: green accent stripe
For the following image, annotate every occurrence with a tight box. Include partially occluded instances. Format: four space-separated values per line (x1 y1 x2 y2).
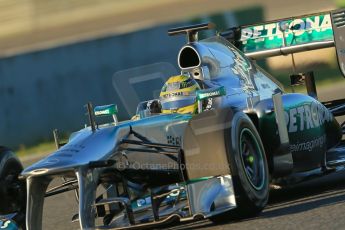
187 176 213 184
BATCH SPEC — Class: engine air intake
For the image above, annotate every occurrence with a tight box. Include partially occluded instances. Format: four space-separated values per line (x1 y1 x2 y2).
178 46 201 69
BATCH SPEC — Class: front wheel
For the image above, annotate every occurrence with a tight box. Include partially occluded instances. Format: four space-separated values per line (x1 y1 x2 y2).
210 113 269 223
0 146 25 215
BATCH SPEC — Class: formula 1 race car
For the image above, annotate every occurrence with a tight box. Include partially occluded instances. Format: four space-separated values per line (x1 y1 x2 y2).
1 9 345 230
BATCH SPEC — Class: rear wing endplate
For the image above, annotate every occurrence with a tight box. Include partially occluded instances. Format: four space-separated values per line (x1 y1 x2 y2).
221 9 345 78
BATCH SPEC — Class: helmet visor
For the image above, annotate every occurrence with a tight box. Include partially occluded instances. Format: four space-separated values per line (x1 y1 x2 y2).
160 96 196 111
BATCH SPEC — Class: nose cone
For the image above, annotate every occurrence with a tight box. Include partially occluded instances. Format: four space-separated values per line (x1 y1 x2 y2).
21 113 191 178
21 125 126 177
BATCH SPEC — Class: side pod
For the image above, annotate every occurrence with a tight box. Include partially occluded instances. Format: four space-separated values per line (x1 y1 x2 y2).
252 94 294 177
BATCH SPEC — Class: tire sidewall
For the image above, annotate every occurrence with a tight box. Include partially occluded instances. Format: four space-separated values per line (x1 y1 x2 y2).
227 113 269 208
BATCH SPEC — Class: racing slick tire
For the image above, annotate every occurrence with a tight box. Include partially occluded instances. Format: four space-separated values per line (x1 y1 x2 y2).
210 112 269 223
0 146 25 215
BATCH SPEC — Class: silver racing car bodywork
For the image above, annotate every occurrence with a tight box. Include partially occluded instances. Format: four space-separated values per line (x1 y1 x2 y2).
21 113 237 229
1 9 345 229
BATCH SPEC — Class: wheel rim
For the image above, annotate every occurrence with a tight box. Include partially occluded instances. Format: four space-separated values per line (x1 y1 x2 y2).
239 128 265 190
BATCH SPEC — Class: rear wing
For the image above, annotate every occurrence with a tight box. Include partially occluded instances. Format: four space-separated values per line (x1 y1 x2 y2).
221 9 345 77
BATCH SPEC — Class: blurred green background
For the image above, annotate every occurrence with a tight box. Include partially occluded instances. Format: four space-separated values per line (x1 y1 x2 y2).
336 0 345 7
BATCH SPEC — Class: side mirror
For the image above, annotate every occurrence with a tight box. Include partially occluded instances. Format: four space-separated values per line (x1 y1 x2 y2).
94 104 118 125
196 86 226 113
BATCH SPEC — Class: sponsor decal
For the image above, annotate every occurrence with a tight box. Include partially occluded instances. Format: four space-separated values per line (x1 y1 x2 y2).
284 102 332 133
205 98 213 111
94 104 117 116
241 15 331 42
239 14 333 53
167 135 181 146
196 86 226 100
290 134 326 152
198 91 221 98
161 91 188 98
94 110 111 116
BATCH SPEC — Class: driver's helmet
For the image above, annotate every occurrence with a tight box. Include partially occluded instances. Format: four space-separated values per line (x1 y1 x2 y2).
159 75 201 114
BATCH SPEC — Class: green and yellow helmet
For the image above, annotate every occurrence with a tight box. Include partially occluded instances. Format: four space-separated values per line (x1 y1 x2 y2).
159 75 201 114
